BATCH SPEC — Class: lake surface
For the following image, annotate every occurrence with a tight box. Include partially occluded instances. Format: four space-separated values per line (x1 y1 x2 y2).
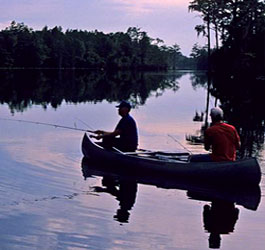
0 70 264 249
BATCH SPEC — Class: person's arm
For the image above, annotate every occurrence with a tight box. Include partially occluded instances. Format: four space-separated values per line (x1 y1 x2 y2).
94 129 121 139
204 130 211 151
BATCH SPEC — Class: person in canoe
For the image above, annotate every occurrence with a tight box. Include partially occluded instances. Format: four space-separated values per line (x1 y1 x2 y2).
190 107 241 162
93 100 138 152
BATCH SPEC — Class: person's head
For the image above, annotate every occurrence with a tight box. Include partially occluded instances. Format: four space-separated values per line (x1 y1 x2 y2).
210 107 223 123
116 100 131 116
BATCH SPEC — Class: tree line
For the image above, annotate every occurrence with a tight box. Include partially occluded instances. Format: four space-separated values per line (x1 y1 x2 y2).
0 22 195 70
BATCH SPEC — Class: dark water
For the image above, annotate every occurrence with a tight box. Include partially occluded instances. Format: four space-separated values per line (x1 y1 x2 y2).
0 70 264 249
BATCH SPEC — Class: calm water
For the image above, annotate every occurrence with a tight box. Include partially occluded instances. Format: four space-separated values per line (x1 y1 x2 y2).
0 71 264 250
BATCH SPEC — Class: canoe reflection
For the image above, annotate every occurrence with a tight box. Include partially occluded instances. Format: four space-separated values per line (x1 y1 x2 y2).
81 157 261 244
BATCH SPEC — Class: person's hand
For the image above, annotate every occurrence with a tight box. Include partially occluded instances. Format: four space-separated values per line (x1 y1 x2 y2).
90 134 103 140
95 130 104 135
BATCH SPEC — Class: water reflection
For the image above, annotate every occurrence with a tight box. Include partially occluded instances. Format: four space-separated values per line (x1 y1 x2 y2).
210 73 265 159
0 69 264 249
1 69 264 158
82 159 138 224
89 176 137 223
186 72 265 159
0 69 182 113
81 157 261 247
186 72 209 145
188 191 240 249
204 201 239 249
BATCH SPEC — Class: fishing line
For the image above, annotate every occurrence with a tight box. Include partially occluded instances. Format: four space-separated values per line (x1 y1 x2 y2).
75 117 95 130
0 117 95 133
167 134 192 154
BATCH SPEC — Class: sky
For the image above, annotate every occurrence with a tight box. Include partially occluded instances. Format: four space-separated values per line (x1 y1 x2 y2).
0 0 206 56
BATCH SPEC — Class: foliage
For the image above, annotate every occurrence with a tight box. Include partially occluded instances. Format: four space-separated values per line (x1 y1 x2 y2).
189 1 265 157
0 69 185 113
189 0 265 74
189 0 265 100
190 43 208 70
0 22 192 70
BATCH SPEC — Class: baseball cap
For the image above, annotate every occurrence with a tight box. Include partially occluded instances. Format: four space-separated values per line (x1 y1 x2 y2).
116 100 131 109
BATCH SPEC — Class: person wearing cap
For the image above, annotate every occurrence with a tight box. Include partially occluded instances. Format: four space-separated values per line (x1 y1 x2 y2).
204 107 241 161
190 107 240 162
94 100 138 152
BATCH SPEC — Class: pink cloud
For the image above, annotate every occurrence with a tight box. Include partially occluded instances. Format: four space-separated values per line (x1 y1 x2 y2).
112 0 188 13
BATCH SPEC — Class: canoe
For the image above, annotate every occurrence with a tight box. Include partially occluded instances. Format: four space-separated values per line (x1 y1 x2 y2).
81 157 261 211
81 133 262 186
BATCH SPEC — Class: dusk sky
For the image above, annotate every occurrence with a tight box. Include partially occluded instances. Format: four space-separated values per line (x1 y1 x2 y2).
0 0 206 55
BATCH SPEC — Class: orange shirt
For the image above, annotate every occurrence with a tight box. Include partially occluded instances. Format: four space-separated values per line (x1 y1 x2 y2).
204 122 240 162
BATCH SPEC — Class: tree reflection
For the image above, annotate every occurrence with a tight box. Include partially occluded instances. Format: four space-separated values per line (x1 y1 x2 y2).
187 72 265 158
0 69 183 113
189 71 208 90
186 72 209 144
211 73 265 159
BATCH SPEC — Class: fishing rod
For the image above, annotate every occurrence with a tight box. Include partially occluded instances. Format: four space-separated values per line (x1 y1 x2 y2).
0 118 95 133
167 134 193 154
